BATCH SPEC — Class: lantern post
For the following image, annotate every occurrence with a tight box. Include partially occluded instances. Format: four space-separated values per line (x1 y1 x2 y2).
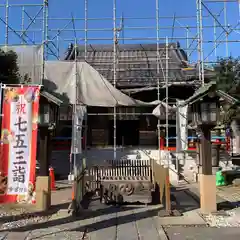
35 91 61 211
190 91 220 213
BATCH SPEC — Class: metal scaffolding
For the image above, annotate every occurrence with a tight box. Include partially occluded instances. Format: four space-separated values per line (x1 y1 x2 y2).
196 0 240 65
1 0 240 166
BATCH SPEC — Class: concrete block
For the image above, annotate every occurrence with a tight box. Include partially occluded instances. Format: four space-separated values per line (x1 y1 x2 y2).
35 176 51 211
199 174 217 214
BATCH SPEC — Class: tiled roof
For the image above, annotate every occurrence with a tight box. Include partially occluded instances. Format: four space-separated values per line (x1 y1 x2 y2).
181 81 216 106
41 90 63 106
181 81 240 106
65 43 204 87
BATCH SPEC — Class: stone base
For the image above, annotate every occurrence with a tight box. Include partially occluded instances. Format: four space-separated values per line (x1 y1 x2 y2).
199 174 217 214
35 176 51 211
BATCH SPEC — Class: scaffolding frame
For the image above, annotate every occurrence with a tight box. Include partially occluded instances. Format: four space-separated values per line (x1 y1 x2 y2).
1 0 240 168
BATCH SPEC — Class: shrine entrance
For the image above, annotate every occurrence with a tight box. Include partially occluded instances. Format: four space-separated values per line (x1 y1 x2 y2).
108 120 139 146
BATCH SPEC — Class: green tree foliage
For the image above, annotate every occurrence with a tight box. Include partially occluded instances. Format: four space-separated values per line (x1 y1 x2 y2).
214 57 240 96
0 49 20 84
212 57 240 124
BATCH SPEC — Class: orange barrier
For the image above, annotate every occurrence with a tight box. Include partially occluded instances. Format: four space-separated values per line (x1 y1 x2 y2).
71 184 75 200
160 137 165 149
49 167 56 190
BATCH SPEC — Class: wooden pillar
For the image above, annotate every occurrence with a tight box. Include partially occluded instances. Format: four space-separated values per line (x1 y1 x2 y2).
199 127 217 214
36 126 51 211
39 127 50 176
165 167 171 212
201 128 212 175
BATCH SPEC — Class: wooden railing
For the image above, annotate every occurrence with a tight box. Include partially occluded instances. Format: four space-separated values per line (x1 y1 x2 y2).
86 159 152 191
71 157 171 213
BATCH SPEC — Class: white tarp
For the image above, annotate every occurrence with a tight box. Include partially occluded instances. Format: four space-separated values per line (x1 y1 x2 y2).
0 44 157 107
44 61 159 107
176 100 188 151
1 45 43 84
152 102 176 118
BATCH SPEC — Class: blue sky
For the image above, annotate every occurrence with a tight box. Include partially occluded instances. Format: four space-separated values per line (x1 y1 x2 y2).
0 0 240 63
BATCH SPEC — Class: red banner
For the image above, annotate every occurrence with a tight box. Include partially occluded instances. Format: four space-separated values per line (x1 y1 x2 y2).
0 86 40 204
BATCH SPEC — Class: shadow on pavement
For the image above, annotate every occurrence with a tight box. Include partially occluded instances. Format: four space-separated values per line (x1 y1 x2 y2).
5 205 162 238
166 186 200 214
0 202 70 224
184 186 240 211
217 201 240 210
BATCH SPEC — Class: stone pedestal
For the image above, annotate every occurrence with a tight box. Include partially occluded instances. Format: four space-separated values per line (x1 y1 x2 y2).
35 176 51 211
199 174 217 214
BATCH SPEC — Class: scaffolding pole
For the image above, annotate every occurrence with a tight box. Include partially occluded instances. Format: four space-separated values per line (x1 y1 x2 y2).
213 18 217 57
200 0 239 62
1 0 240 165
73 37 78 176
41 0 48 85
21 6 25 44
156 0 161 165
5 0 9 46
223 0 229 57
113 0 117 160
165 36 169 167
1 1 239 61
84 0 88 155
197 0 205 85
72 9 78 175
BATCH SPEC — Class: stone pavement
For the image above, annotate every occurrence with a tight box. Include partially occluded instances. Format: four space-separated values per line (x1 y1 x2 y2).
164 226 240 240
177 180 240 227
0 204 168 240
1 181 239 239
217 184 240 205
179 180 240 207
51 181 72 207
0 178 211 239
0 184 207 240
3 179 232 239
